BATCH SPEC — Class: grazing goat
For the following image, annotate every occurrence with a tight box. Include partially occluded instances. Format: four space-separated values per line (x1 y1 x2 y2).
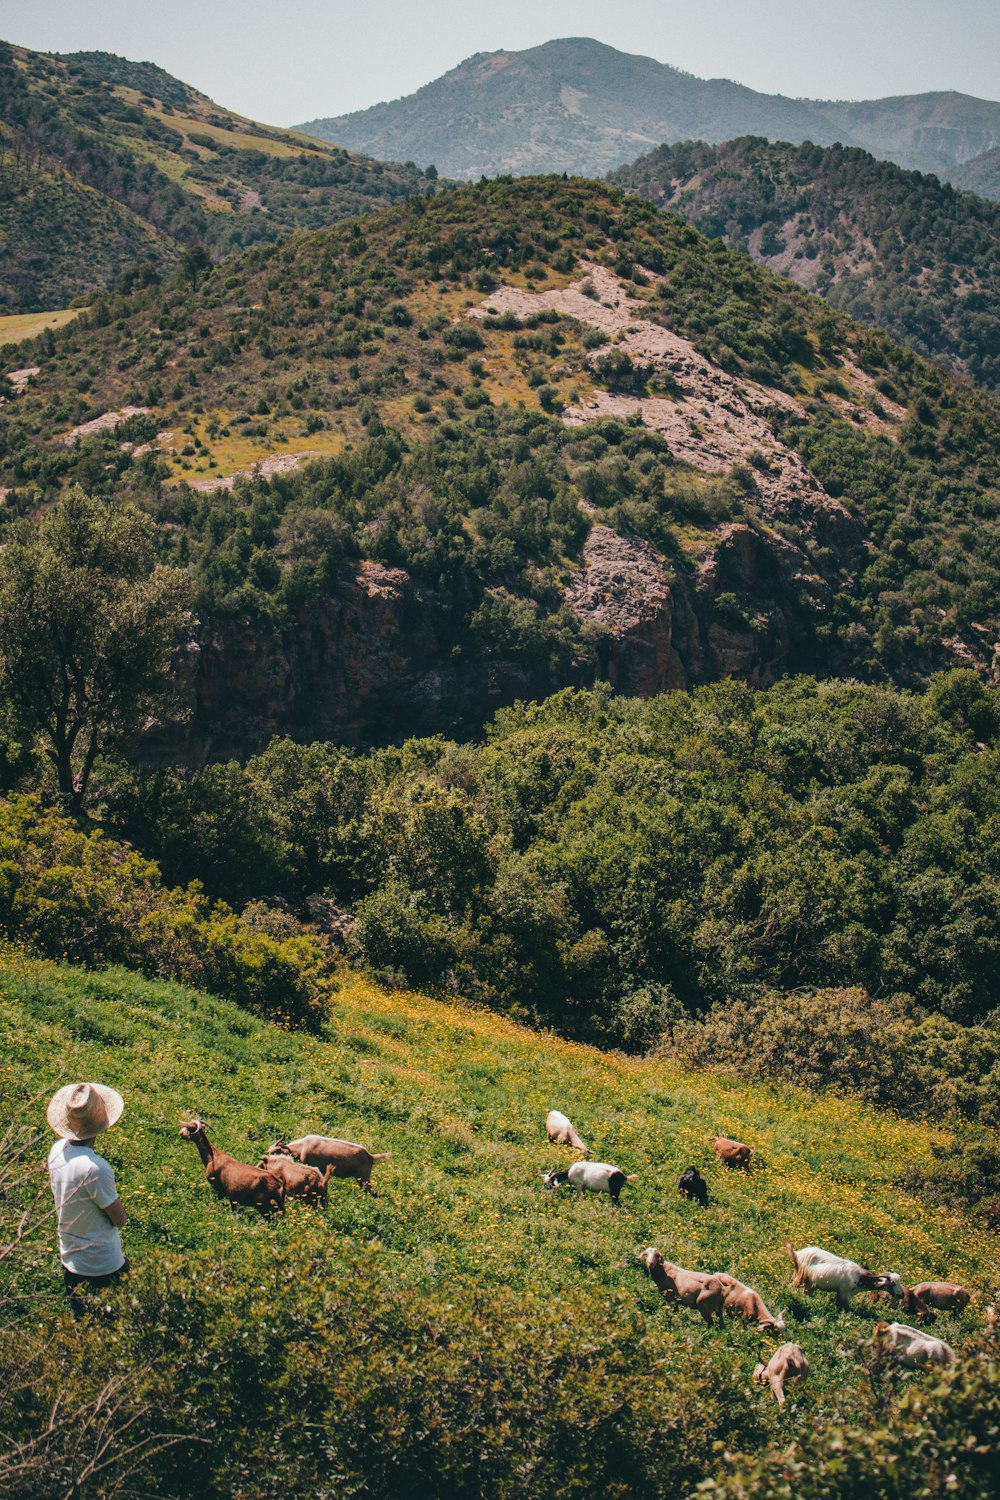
712 1136 753 1169
754 1343 809 1406
678 1165 709 1207
873 1321 955 1369
909 1281 971 1314
268 1136 390 1194
869 1284 936 1324
785 1243 901 1308
545 1109 588 1155
714 1273 786 1333
641 1247 727 1326
180 1119 284 1216
542 1161 637 1206
257 1153 331 1206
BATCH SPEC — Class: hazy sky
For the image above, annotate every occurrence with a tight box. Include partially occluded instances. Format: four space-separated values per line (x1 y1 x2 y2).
2 0 998 126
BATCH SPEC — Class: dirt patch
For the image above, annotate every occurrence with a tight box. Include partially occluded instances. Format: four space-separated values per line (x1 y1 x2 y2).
472 264 858 539
61 406 151 446
181 449 321 492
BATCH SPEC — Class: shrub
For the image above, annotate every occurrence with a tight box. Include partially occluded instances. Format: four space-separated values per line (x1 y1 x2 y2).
0 795 330 1027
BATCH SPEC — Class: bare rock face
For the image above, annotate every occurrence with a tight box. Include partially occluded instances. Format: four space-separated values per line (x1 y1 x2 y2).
143 559 565 763
565 525 692 695
564 519 820 694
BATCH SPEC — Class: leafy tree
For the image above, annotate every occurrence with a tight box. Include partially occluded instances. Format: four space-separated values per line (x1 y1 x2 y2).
180 243 211 290
0 488 189 807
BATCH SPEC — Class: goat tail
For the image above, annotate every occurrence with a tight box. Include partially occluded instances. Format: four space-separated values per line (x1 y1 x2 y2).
783 1241 803 1286
371 1152 392 1161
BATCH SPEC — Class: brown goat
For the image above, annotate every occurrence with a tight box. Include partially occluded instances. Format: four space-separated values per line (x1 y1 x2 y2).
642 1247 727 1326
754 1343 809 1407
909 1281 971 1314
714 1273 786 1333
180 1119 284 1216
869 1284 937 1324
257 1153 332 1206
712 1136 753 1168
268 1134 390 1194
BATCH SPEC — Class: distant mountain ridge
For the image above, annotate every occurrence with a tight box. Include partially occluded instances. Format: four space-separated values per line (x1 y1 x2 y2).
0 41 432 312
611 137 1000 390
299 36 1000 192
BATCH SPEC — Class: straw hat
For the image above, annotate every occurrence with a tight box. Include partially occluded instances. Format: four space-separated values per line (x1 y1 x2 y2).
47 1082 124 1140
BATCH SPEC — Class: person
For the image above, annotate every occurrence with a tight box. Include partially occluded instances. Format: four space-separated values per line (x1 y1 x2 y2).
46 1081 128 1317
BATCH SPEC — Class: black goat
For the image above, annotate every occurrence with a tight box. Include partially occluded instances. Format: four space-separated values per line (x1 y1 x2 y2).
678 1165 709 1207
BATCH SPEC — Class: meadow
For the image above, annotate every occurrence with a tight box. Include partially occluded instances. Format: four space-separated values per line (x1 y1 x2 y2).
3 947 998 1496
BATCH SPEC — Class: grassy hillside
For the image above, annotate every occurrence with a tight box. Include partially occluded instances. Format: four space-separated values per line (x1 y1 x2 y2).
0 40 432 311
2 948 998 1496
299 36 1000 185
611 138 1000 390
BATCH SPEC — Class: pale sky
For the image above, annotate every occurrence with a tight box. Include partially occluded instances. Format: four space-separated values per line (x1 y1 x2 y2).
1 0 998 126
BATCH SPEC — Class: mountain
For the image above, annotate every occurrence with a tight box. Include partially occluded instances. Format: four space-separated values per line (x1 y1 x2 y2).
610 137 1000 390
0 40 433 312
3 176 1000 755
950 145 1000 199
299 37 1000 188
3 948 994 1496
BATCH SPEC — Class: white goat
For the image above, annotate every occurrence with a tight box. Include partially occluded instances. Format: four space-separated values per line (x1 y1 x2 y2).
785 1243 902 1308
545 1109 588 1154
873 1321 955 1369
542 1161 636 1205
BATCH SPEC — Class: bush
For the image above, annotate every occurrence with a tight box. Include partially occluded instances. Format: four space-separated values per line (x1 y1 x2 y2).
667 986 1000 1127
0 795 331 1027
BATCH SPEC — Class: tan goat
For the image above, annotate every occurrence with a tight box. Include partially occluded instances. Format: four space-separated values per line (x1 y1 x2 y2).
641 1247 727 1326
711 1136 753 1168
754 1343 809 1406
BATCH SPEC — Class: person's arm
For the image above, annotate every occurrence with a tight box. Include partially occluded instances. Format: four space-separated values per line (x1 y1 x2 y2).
92 1159 126 1229
100 1197 126 1229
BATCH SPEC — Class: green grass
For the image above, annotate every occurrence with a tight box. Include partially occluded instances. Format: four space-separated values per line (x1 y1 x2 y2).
5 949 993 1356
4 948 999 1496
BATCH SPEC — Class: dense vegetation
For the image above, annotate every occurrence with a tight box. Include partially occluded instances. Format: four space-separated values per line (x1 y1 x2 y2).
611 137 1000 389
84 673 1000 1111
2 951 997 1498
300 35 1000 187
0 795 332 1026
4 175 1000 731
0 40 431 311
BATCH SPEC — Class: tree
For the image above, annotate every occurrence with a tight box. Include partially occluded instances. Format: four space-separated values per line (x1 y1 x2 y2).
0 488 189 808
180 243 210 291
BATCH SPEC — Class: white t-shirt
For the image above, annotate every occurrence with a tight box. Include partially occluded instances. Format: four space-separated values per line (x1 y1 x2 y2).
47 1139 124 1277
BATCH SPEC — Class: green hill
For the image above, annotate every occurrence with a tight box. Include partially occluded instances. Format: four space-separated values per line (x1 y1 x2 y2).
3 176 1000 750
2 949 997 1497
0 40 432 312
299 36 1000 187
610 138 1000 390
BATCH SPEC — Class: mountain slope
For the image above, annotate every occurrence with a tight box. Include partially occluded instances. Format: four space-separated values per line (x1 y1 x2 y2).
3 177 1000 753
299 37 1000 188
0 40 433 312
610 137 1000 390
950 145 1000 200
2 950 995 1496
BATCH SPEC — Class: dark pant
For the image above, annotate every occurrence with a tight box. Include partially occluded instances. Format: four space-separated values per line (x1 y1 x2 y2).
62 1258 129 1319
